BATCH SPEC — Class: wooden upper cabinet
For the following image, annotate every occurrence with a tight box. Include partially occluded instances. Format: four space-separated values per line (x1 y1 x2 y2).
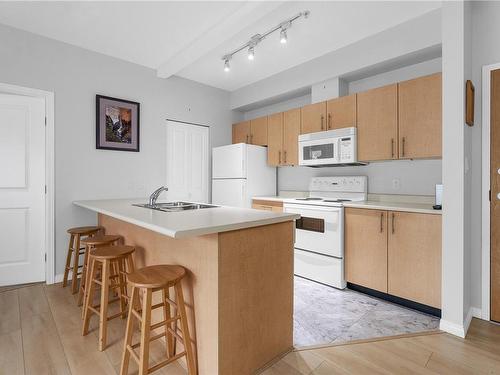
388 212 442 308
357 84 398 162
267 112 283 166
301 102 326 134
232 121 251 144
345 208 388 293
398 73 442 159
250 116 268 146
326 94 357 130
283 108 301 166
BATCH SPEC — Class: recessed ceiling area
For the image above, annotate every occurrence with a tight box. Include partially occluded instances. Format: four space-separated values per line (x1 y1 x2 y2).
0 1 442 92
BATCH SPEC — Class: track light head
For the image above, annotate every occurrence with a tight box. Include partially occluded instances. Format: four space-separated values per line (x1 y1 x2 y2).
248 46 255 60
224 59 230 72
280 28 287 44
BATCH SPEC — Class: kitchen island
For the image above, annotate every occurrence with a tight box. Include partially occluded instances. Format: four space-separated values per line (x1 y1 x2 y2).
73 199 299 375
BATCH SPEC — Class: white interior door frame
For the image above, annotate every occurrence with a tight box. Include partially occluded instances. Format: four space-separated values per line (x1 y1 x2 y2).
481 62 500 321
0 82 55 285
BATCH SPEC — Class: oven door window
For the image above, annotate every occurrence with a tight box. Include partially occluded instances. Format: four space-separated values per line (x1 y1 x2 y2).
303 143 335 161
296 216 325 233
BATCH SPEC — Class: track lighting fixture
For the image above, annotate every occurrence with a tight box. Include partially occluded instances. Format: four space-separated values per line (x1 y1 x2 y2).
221 10 309 71
247 46 255 60
280 28 288 44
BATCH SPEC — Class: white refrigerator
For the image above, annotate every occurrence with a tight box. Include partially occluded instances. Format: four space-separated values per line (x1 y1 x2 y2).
212 143 276 208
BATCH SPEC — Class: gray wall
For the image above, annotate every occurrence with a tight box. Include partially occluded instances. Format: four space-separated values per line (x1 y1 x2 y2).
243 59 443 196
0 23 234 276
469 1 500 313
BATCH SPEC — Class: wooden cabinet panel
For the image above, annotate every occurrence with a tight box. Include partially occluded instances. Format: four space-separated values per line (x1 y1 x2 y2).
252 199 283 213
283 108 301 166
345 208 388 293
250 116 268 146
398 73 442 159
232 121 250 144
300 102 326 134
357 84 398 161
326 94 357 130
267 113 283 167
388 212 441 308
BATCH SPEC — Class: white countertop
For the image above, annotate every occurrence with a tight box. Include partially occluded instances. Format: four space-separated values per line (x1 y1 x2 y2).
253 196 441 215
343 201 441 215
74 199 300 239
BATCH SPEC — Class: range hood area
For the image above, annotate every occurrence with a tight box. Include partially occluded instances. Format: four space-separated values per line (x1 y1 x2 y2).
298 127 368 167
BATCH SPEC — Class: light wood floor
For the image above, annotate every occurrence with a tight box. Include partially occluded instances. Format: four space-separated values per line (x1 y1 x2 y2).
2 283 500 375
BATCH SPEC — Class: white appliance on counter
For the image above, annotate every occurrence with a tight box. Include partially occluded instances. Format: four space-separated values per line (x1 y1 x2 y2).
283 176 367 289
298 127 366 167
212 143 276 208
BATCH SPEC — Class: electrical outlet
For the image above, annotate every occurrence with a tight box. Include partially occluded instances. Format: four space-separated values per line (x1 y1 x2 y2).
392 178 401 190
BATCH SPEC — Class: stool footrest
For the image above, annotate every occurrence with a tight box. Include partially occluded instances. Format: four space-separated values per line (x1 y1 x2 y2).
107 310 126 321
148 351 186 374
126 344 141 364
150 315 180 331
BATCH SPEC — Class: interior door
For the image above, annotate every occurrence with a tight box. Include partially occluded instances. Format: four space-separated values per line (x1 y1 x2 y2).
491 68 500 322
0 94 46 286
166 121 209 203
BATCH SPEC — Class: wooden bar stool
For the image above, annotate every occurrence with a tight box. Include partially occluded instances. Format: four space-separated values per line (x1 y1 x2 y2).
78 234 122 307
120 265 197 375
82 245 135 351
63 226 102 294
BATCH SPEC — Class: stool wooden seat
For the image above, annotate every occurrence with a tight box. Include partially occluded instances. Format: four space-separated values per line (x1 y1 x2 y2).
78 234 122 306
63 226 102 294
82 245 135 351
120 265 196 375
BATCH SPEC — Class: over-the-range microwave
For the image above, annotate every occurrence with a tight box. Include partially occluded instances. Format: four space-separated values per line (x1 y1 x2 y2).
298 127 367 167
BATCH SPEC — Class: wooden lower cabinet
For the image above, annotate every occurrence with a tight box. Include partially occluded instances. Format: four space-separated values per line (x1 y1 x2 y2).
252 199 283 213
388 211 442 308
345 208 388 292
345 208 442 309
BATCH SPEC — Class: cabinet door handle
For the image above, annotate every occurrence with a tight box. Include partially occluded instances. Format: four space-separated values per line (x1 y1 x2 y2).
246 134 249 143
278 150 281 164
328 113 332 130
401 137 406 157
321 115 324 130
391 212 395 234
380 212 384 233
284 150 287 163
391 139 395 158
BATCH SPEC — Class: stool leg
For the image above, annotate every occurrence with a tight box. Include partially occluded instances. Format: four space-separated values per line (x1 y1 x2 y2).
98 259 111 351
71 234 81 294
162 288 174 358
82 257 97 336
62 234 74 287
77 245 90 307
120 286 138 375
139 288 152 375
117 259 127 318
175 283 196 375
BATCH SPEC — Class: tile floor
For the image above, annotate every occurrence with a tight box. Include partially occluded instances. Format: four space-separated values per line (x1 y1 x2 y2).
293 276 440 347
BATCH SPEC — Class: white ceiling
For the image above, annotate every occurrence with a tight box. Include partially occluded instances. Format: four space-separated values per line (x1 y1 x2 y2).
0 1 442 92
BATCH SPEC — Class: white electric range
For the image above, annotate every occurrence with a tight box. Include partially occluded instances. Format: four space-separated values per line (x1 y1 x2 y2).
283 176 367 289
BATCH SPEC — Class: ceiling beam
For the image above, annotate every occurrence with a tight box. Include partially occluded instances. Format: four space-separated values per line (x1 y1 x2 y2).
156 1 284 79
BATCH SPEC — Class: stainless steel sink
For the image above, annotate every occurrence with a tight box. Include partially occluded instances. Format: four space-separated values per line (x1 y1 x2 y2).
133 201 218 212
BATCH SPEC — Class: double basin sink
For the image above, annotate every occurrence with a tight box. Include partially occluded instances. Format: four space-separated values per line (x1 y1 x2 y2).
133 201 218 212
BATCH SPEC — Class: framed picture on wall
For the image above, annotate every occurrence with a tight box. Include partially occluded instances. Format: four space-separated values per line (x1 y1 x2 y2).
96 95 140 152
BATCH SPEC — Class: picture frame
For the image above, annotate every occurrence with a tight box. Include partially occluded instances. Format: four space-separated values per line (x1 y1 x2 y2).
466 80 475 127
96 95 140 151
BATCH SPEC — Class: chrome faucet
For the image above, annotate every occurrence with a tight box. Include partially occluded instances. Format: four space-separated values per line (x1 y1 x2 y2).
148 186 169 206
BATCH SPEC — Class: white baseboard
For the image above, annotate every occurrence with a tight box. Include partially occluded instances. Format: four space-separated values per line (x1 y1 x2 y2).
54 273 65 283
440 306 483 338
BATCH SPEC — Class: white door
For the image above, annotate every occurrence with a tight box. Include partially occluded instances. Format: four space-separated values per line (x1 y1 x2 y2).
212 143 246 179
212 179 247 207
0 94 46 286
166 121 209 203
